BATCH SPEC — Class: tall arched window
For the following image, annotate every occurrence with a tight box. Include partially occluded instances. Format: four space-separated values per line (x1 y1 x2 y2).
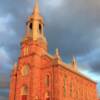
70 81 73 97
63 76 67 97
29 23 32 30
21 85 28 100
45 91 50 100
29 22 33 34
45 75 49 87
39 24 42 34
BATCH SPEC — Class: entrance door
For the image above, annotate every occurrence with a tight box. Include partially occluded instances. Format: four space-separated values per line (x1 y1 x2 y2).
22 95 27 100
46 97 50 100
21 85 28 100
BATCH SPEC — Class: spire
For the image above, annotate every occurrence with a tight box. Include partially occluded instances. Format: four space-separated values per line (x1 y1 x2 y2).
72 56 76 65
33 0 40 14
53 48 62 65
55 48 62 60
72 56 77 71
23 0 48 51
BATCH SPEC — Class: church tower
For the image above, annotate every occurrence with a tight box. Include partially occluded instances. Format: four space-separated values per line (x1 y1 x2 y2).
9 0 51 100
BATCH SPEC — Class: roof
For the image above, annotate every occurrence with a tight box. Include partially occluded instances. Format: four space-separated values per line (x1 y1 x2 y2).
45 52 97 84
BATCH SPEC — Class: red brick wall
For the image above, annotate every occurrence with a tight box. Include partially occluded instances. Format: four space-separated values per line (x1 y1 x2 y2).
9 40 98 100
53 64 97 100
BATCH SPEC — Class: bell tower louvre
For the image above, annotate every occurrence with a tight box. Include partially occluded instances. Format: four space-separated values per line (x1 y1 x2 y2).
9 0 98 100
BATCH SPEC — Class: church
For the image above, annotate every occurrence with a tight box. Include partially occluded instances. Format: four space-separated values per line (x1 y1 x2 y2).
9 0 98 100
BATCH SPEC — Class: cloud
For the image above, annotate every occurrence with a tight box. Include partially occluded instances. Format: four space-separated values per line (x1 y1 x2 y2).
77 49 100 74
97 83 100 97
0 47 10 64
42 0 100 55
0 89 9 100
0 96 8 100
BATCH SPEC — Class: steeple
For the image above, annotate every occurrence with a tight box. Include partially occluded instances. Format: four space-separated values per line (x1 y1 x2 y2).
23 0 48 51
33 0 40 15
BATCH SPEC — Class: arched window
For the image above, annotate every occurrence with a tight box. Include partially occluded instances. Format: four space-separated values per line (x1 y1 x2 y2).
39 24 42 34
29 23 32 30
29 22 33 33
45 91 50 100
21 65 30 76
70 81 73 97
21 85 28 100
63 76 67 97
45 75 49 87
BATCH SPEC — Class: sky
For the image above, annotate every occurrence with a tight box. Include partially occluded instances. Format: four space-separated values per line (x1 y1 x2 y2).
0 0 100 99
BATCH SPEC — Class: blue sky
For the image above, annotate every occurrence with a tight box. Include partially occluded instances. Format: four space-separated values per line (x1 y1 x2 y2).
0 0 100 99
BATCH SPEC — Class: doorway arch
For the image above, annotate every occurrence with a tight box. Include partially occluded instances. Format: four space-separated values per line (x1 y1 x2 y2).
45 91 50 100
21 85 28 100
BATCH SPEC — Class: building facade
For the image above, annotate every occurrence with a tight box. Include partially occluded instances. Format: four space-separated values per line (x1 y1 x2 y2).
9 0 98 100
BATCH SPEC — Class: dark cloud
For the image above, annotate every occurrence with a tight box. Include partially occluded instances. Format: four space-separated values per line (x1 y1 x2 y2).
43 0 100 55
0 0 100 99
0 89 9 100
90 59 100 74
0 96 8 100
0 72 10 100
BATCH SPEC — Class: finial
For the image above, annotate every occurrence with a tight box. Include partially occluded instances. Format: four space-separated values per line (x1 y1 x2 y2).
33 0 40 14
72 56 76 64
55 48 61 59
72 56 77 71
